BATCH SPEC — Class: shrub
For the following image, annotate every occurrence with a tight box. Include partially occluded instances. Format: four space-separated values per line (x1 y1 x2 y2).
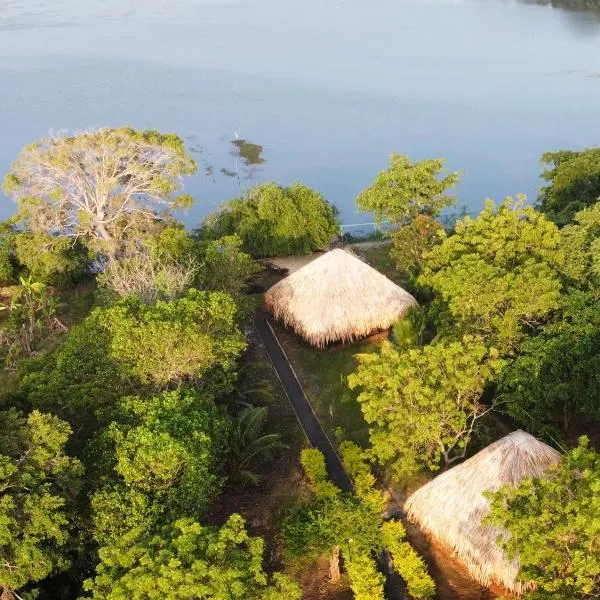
199 182 339 258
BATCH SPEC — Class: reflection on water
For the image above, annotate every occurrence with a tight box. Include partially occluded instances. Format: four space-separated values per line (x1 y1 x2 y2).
223 137 266 183
232 138 265 167
182 134 266 188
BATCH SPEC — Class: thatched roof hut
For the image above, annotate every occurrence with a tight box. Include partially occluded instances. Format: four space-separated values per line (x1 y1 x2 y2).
404 430 561 594
264 248 417 347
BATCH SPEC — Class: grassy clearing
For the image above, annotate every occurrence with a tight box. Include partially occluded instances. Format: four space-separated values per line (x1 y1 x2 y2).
350 240 415 290
274 322 384 447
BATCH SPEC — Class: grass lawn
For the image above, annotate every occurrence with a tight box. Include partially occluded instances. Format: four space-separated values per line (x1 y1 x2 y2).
350 240 405 284
274 321 384 448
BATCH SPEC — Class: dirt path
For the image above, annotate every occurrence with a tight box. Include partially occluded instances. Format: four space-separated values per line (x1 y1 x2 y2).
254 311 353 492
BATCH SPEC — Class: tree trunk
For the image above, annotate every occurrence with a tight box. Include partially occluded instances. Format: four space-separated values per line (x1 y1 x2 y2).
329 545 341 583
96 221 112 241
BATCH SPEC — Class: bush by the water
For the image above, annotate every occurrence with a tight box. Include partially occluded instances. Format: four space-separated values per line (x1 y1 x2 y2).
198 182 340 258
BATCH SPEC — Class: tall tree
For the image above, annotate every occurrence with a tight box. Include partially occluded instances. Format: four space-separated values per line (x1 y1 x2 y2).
199 182 339 258
356 154 459 224
420 198 563 351
348 337 504 477
500 290 600 437
0 410 83 600
487 437 600 600
3 128 196 256
83 515 301 600
538 148 600 226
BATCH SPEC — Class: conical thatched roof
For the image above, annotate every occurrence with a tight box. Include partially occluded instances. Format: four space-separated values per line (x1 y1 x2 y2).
264 248 417 347
404 431 561 594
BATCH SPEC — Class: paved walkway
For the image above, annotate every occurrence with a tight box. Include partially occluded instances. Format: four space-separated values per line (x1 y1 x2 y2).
254 311 353 493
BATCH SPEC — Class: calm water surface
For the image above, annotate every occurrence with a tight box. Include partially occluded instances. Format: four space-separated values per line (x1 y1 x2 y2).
1 0 600 227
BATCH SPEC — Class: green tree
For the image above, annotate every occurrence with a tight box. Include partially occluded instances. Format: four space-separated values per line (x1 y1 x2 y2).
90 389 229 545
0 409 83 599
500 290 600 437
14 232 91 286
83 515 301 600
283 447 434 600
561 200 600 287
20 316 124 431
198 235 259 302
356 154 459 224
94 289 246 388
3 128 196 257
200 182 339 258
487 437 600 599
420 198 563 351
348 337 504 477
538 148 600 226
0 221 17 284
390 214 446 277
110 391 227 518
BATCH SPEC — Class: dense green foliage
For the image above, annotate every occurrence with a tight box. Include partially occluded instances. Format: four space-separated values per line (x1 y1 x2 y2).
487 438 600 599
420 198 563 351
0 410 82 597
500 290 600 437
380 521 436 600
538 148 600 226
390 214 446 277
0 221 16 284
95 390 229 536
560 200 600 287
284 447 434 600
349 337 504 477
198 234 260 302
200 182 340 258
84 515 302 600
356 154 459 223
20 316 123 429
94 289 246 388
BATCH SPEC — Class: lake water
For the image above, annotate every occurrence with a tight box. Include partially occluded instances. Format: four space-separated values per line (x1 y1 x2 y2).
1 0 600 229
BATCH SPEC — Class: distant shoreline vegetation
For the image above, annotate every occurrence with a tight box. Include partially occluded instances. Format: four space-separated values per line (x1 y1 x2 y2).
522 0 600 13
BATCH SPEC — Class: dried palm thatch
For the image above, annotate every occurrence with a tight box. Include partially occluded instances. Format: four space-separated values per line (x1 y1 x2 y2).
264 248 417 347
404 430 561 594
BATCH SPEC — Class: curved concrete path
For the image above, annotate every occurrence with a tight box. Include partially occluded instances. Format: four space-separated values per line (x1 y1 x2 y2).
254 311 353 493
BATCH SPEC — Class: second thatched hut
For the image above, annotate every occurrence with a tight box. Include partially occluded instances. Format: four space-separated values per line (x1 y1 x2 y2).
264 248 417 347
404 430 561 594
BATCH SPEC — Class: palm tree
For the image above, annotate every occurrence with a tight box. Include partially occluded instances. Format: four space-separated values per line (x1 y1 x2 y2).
229 405 287 486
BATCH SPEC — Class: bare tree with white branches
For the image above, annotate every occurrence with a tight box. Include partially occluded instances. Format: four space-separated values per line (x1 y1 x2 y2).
3 127 197 257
